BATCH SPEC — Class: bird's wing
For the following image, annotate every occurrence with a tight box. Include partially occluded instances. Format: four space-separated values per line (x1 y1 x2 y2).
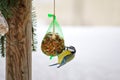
63 54 75 63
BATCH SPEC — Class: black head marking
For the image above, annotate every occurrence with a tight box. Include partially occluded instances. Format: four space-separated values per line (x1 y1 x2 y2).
67 46 76 54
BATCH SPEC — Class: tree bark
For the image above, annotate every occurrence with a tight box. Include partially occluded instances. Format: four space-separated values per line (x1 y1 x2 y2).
6 0 32 80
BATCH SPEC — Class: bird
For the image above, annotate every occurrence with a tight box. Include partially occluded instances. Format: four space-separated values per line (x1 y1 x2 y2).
49 46 76 68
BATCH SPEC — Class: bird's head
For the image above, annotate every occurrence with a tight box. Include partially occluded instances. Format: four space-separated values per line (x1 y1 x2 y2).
67 46 76 54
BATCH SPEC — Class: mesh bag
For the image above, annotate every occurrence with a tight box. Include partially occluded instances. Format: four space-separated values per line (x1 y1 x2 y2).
41 14 65 57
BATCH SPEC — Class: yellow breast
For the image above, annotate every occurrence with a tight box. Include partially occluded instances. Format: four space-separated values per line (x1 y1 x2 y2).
58 50 71 63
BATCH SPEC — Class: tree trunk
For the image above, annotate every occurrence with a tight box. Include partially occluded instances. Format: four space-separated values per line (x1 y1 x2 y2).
6 0 32 80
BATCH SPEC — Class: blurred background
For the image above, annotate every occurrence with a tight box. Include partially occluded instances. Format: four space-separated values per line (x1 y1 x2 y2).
34 0 120 26
0 0 120 80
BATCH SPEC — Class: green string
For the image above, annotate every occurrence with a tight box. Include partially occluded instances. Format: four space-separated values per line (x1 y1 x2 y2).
50 55 53 60
48 13 64 37
48 14 56 20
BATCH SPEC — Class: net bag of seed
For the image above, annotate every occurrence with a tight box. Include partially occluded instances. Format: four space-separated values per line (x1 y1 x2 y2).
41 14 65 57
0 11 9 36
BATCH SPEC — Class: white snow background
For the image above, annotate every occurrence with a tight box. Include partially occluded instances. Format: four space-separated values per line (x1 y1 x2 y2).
0 24 120 80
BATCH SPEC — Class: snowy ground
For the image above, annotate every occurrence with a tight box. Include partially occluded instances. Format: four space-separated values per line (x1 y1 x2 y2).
0 26 120 80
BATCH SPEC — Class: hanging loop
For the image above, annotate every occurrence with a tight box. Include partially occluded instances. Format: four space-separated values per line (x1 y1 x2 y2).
48 14 56 20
